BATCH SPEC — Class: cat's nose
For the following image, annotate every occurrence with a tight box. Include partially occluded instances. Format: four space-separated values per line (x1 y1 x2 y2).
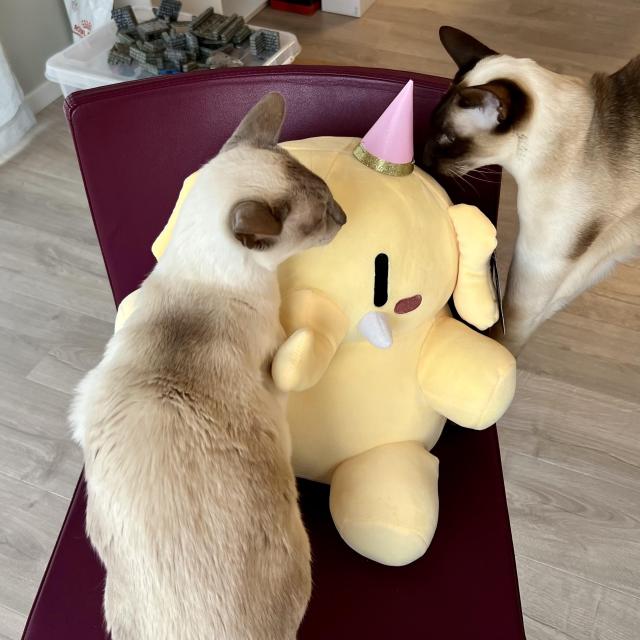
422 141 436 169
328 200 347 226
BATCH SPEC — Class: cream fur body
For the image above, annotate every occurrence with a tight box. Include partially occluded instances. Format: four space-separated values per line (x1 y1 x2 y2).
467 56 640 353
72 275 308 640
70 94 346 640
427 28 640 354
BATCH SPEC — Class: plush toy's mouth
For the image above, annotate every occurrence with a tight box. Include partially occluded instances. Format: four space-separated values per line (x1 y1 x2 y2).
358 311 392 349
394 294 422 314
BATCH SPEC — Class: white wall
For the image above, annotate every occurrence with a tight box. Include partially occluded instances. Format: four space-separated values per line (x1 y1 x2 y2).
0 0 71 110
180 0 267 20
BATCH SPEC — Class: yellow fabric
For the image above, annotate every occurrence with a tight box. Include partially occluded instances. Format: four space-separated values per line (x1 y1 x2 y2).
448 203 499 330
113 136 516 567
114 289 140 333
330 441 439 567
114 173 199 331
151 172 200 260
276 137 516 565
418 316 516 429
272 289 350 392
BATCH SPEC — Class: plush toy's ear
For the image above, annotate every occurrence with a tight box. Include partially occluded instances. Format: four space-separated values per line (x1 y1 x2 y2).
448 204 499 331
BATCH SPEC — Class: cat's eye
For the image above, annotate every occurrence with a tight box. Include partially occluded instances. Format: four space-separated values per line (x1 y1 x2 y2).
439 133 455 145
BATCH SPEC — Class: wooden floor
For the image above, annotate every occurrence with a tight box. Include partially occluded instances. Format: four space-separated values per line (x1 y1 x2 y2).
0 2 638 638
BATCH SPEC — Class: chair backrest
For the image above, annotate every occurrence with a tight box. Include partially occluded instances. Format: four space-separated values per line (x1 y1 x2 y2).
65 65 501 306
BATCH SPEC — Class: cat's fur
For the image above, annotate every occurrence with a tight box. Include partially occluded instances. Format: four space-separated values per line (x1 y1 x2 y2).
424 27 640 354
70 93 346 640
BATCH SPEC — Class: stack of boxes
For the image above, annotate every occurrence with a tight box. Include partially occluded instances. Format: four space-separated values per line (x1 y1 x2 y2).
249 30 281 59
109 2 282 75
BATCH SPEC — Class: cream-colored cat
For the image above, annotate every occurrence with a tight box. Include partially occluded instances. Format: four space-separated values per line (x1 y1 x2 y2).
70 93 346 640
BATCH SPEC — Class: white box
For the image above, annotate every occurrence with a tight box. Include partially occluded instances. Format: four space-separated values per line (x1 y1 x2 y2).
321 0 375 17
46 6 301 97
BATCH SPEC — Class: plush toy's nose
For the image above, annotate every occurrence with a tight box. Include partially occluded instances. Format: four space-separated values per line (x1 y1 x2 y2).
394 294 422 314
357 311 392 349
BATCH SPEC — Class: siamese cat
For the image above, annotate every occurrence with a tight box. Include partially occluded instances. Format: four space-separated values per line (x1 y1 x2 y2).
424 26 640 354
70 93 346 640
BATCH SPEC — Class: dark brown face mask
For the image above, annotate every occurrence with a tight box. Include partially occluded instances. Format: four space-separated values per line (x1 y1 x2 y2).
424 27 530 172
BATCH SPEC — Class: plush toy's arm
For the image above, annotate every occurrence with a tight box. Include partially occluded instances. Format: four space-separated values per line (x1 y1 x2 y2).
113 289 141 333
272 289 349 392
418 316 516 429
449 204 499 331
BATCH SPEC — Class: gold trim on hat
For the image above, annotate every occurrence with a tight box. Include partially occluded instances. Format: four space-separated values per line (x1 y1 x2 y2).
353 143 414 177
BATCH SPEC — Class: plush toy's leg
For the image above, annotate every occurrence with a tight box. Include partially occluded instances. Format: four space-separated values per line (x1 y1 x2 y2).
329 442 439 566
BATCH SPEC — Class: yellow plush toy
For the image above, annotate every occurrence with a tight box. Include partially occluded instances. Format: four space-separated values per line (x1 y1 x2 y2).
116 82 516 567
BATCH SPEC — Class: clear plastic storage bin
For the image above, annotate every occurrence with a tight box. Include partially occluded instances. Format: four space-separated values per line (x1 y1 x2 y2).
46 6 301 97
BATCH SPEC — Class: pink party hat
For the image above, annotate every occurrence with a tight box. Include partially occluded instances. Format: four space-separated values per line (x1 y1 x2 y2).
353 79 414 176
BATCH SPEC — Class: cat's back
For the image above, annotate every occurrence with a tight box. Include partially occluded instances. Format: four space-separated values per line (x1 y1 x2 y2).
83 279 287 501
76 281 306 638
589 57 640 168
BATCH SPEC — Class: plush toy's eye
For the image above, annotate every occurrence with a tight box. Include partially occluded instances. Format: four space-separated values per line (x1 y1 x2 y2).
374 253 389 307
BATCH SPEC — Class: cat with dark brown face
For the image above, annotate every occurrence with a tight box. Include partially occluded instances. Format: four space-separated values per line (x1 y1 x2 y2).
425 27 640 355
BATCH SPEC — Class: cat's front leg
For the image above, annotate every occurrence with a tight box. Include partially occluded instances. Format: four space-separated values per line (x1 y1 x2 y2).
498 233 569 355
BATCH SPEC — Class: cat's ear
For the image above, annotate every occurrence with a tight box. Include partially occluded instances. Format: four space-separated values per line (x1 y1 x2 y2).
439 26 496 72
230 200 283 249
223 92 286 151
457 80 528 130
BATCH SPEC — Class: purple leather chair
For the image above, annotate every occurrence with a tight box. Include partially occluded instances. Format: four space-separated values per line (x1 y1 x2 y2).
23 66 525 640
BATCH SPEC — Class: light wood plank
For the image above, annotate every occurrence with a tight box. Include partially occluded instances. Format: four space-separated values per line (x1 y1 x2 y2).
516 323 640 404
499 370 640 492
0 474 69 617
6 101 83 184
252 2 640 78
503 450 640 599
524 616 576 640
0 604 26 640
0 288 112 362
27 353 88 396
517 555 640 640
0 216 115 323
0 161 99 245
0 337 96 497
0 96 114 638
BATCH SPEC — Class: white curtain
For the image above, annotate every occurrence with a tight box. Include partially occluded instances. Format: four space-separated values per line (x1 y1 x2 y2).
0 42 36 159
